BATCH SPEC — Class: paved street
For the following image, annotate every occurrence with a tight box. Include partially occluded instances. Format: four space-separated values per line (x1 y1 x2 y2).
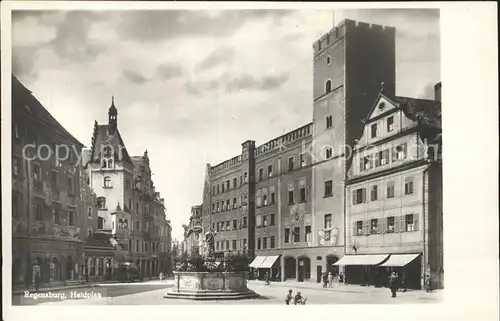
15 280 441 305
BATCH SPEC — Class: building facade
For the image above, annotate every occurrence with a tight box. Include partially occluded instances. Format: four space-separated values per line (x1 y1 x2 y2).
86 98 172 278
199 19 443 286
182 205 203 256
12 75 86 287
343 89 443 289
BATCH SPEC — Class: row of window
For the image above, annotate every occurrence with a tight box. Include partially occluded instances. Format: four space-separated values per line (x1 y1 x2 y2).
369 115 395 139
96 197 163 218
207 217 249 233
215 238 247 252
284 226 312 244
211 195 248 213
256 214 275 227
354 214 418 236
210 179 334 214
212 174 248 196
211 156 310 198
358 143 408 172
256 189 276 207
352 177 414 205
13 160 77 193
256 235 276 250
23 201 77 226
256 156 308 180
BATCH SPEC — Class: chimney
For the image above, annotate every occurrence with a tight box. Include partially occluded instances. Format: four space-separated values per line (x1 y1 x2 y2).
434 82 442 102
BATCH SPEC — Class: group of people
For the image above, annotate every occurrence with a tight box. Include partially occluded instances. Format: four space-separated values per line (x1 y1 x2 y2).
387 271 432 297
321 271 345 288
285 289 307 305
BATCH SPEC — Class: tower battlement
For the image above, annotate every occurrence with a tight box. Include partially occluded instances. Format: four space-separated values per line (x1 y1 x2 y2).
313 19 396 55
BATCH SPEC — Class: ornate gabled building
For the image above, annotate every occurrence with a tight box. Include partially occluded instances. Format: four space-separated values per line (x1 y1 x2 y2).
11 75 86 288
342 87 442 289
86 98 172 278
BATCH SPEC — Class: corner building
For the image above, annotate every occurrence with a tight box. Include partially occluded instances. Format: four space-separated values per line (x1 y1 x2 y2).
201 19 401 283
342 89 443 290
11 76 86 287
86 99 172 279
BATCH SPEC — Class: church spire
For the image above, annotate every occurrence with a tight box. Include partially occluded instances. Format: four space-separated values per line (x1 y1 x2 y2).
108 96 118 134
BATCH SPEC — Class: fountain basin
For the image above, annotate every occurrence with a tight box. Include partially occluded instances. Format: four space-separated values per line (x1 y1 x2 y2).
164 271 259 300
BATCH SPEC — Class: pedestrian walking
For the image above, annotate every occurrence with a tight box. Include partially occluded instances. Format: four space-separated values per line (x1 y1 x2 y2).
327 272 333 288
159 270 164 281
388 272 398 298
338 272 344 285
322 272 328 288
425 273 432 292
285 289 293 305
34 271 41 292
265 272 270 286
401 272 407 292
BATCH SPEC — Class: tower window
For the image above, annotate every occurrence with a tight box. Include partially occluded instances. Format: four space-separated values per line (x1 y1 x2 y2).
325 80 332 94
104 176 112 188
326 55 331 65
326 115 333 129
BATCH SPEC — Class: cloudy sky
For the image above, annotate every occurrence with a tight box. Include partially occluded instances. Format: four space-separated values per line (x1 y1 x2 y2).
12 8 440 240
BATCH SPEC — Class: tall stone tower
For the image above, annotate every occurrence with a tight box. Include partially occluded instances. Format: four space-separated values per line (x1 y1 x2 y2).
311 20 396 258
89 97 134 252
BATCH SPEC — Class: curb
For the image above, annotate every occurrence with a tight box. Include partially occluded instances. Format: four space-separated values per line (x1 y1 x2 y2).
248 281 441 298
248 281 367 295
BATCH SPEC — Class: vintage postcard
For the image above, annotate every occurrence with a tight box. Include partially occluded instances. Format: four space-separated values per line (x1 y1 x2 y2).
1 1 498 321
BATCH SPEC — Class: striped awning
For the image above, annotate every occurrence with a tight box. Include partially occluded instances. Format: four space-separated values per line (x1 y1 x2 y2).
249 256 266 268
259 256 280 269
333 254 389 266
379 254 420 267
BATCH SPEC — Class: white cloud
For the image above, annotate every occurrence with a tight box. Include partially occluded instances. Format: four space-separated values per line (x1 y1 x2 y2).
12 9 440 239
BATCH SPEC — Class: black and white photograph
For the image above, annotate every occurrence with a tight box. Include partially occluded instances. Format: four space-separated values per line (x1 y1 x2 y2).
1 1 498 319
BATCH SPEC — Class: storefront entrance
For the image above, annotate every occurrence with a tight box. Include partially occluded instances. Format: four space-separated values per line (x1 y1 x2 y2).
284 257 296 280
297 257 310 282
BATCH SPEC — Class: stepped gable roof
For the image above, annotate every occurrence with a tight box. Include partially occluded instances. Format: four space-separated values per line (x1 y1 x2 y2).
90 123 133 164
12 75 83 146
394 96 442 129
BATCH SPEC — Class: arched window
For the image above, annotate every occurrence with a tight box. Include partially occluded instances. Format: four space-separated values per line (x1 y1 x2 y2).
123 219 129 229
90 258 96 276
32 257 42 283
107 159 114 168
325 79 332 94
326 55 331 65
97 197 106 209
50 258 60 281
88 206 92 218
118 219 123 229
87 227 92 238
104 176 112 188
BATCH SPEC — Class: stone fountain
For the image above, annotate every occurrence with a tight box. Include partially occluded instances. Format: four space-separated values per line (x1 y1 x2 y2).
164 230 259 300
